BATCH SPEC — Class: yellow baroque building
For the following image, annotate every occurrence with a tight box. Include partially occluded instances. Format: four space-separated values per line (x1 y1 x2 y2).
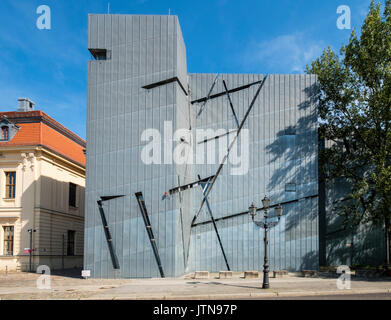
0 98 85 272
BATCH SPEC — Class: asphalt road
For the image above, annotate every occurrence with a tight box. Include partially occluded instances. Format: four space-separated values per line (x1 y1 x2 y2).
246 292 391 300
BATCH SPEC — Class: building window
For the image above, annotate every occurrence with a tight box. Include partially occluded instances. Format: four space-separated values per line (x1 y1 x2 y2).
1 126 9 141
69 182 77 207
285 183 297 192
5 172 16 199
3 226 14 256
67 230 75 256
89 49 108 60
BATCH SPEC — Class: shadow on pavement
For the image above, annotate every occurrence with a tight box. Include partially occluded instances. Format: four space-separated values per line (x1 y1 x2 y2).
50 268 83 279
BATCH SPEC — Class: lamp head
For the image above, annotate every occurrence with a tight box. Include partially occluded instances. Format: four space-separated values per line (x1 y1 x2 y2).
249 203 257 218
275 204 283 217
262 195 270 209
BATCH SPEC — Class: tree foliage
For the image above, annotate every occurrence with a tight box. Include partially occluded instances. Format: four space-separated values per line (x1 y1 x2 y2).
307 0 391 241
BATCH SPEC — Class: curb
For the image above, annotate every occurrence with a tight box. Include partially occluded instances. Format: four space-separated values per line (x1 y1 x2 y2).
85 288 391 300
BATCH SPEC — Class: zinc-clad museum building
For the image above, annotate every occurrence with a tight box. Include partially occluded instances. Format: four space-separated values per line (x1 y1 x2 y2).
84 14 319 278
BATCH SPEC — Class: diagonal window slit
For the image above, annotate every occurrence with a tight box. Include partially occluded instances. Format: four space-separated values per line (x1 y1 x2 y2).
191 79 264 104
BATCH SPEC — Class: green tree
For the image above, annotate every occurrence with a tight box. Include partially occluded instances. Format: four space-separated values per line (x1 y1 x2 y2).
307 0 391 265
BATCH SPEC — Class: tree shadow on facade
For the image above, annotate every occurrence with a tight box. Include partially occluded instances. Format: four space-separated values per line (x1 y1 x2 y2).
265 82 319 271
299 250 318 270
265 81 317 208
325 212 386 267
321 164 386 267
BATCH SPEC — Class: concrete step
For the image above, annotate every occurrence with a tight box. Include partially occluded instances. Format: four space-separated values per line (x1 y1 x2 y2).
193 271 209 279
219 271 233 279
301 270 318 277
244 271 259 279
273 270 289 278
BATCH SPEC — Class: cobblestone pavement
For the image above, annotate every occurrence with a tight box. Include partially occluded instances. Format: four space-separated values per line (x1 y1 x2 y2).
0 271 390 300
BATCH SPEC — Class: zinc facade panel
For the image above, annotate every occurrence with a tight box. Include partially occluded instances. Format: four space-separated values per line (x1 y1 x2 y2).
86 14 319 277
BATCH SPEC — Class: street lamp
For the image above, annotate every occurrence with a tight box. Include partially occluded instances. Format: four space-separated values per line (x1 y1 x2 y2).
27 229 36 272
249 196 283 289
262 195 270 209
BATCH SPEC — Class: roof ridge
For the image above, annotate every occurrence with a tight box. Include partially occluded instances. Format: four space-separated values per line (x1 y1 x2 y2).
0 110 86 147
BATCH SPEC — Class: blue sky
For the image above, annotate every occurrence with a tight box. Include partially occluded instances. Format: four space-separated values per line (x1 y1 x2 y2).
0 0 380 139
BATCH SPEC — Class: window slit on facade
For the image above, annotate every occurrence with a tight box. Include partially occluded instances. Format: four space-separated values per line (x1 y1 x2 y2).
89 49 109 60
285 183 297 192
197 130 237 144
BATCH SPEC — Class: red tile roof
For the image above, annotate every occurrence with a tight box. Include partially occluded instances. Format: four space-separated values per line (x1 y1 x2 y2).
0 111 86 167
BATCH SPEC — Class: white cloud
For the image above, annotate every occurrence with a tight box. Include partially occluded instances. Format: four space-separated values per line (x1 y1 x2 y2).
244 33 325 73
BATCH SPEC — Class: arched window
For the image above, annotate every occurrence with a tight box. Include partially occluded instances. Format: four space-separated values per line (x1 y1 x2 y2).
1 126 9 141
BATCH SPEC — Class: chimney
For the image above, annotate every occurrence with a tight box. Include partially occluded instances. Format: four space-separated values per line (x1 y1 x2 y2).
17 98 35 112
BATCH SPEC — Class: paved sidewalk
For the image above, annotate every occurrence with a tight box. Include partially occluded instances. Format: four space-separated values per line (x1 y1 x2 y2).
0 272 390 300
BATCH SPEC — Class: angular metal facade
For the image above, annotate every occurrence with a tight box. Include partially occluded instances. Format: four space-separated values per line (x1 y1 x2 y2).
85 14 319 278
188 74 319 272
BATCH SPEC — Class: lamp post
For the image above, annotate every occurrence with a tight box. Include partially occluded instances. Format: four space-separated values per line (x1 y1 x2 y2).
27 229 36 272
62 233 65 270
249 196 283 289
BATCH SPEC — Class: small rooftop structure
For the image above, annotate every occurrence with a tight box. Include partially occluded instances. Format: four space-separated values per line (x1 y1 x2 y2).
17 98 35 112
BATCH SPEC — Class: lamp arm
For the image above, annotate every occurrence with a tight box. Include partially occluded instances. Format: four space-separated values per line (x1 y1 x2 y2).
266 220 281 229
253 221 266 229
